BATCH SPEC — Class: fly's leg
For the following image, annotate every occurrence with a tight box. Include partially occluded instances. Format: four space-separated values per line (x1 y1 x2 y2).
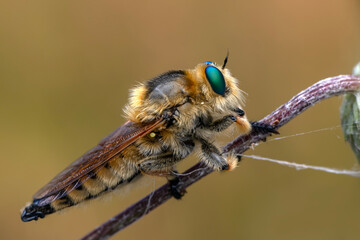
204 108 251 134
207 107 278 136
166 170 185 199
139 141 194 199
139 153 180 176
232 107 245 117
250 121 279 135
232 107 279 137
206 115 237 132
198 138 229 170
199 138 239 171
138 136 194 175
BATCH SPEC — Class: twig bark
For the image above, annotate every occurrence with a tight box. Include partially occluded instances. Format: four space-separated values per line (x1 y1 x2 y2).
80 75 360 240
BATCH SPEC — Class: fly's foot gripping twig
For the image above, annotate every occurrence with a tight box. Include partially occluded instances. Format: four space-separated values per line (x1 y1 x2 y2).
250 121 279 136
167 176 186 199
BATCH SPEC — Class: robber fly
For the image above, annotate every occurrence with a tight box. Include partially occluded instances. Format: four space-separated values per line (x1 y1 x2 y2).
21 57 275 222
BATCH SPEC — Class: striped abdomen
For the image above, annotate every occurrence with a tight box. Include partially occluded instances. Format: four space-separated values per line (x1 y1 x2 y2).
21 157 140 222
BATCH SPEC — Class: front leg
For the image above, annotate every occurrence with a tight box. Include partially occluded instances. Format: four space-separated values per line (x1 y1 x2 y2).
206 115 237 132
204 108 251 134
250 121 279 135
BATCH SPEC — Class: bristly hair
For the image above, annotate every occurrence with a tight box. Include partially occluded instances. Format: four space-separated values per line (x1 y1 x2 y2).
222 50 229 69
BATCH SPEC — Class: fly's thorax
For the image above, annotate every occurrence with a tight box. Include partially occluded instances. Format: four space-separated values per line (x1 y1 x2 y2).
124 63 246 125
124 70 190 123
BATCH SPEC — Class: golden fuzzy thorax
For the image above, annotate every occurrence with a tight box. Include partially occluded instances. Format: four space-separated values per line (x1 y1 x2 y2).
124 63 250 134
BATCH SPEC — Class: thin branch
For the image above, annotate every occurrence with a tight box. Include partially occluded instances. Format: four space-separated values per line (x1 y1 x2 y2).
80 75 360 240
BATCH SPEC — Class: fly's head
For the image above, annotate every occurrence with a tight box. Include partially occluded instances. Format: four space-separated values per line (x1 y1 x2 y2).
185 61 245 115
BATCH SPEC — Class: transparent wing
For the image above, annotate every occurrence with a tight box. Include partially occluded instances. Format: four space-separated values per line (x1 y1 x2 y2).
33 119 165 200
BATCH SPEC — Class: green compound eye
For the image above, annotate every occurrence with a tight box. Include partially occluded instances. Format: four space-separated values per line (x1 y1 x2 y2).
205 66 226 96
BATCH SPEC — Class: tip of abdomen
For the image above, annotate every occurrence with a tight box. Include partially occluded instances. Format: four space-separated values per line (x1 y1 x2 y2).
21 201 54 222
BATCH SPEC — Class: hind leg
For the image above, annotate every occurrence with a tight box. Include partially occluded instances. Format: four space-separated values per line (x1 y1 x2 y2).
139 153 187 199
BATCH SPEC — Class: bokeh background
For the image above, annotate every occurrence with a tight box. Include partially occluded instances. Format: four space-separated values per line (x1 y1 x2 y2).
1 0 360 239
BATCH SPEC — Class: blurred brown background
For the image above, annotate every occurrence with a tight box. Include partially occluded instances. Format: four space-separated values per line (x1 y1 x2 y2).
1 0 360 239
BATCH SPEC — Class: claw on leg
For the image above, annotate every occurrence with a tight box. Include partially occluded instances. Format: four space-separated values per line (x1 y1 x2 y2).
222 153 238 171
250 121 279 135
167 174 186 199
